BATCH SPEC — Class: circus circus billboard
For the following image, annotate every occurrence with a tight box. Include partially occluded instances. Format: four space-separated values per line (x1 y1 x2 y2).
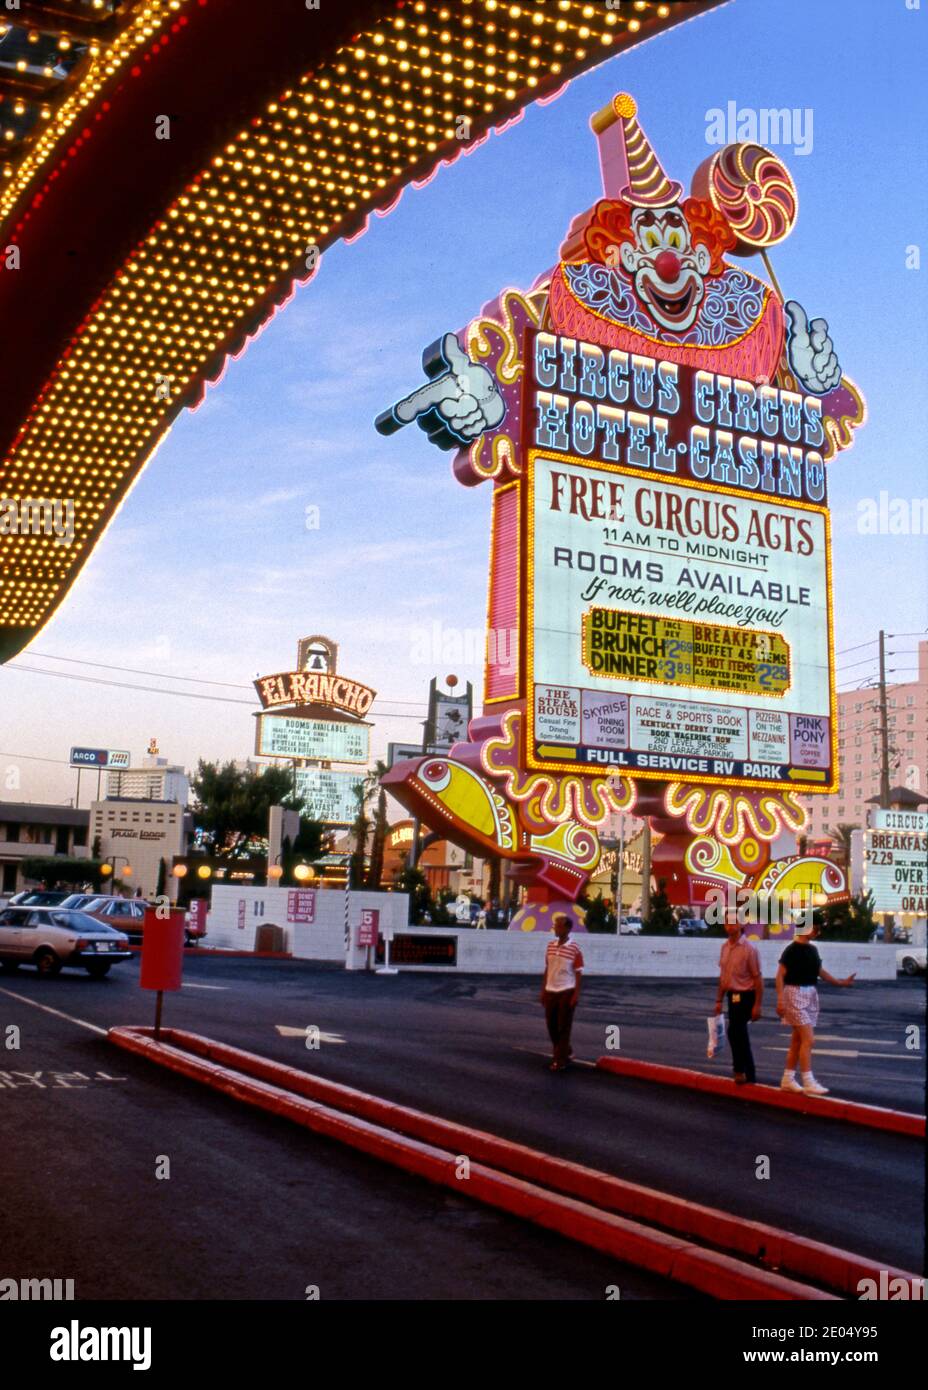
376 94 863 920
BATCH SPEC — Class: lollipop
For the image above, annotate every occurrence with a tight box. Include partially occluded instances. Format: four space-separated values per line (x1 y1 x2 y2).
692 142 798 253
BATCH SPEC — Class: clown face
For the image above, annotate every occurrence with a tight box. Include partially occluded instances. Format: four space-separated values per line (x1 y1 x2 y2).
610 205 712 331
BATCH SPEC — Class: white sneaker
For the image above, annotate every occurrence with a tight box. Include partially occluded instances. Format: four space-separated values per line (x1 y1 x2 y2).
780 1076 803 1093
802 1078 829 1096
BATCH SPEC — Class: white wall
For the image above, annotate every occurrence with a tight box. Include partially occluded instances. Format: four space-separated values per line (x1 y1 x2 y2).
203 890 897 979
207 885 408 961
384 930 898 980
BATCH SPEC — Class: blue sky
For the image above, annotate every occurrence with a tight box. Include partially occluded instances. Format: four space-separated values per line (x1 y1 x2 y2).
3 0 926 805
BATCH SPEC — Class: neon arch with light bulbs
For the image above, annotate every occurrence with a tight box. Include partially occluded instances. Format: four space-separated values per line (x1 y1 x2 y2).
0 0 722 662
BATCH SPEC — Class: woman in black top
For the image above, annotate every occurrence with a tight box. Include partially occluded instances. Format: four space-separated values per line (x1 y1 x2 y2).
776 920 855 1096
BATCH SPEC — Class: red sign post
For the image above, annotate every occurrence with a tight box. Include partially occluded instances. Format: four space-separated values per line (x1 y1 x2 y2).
358 907 380 948
140 906 186 1037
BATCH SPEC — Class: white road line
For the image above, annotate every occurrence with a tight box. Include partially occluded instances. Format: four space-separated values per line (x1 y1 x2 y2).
0 986 107 1036
181 983 228 991
511 1045 595 1068
763 1046 919 1061
812 1035 899 1046
275 1025 346 1043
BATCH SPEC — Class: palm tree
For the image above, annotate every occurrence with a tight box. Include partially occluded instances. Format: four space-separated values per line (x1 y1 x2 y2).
365 760 390 890
348 780 371 891
826 823 858 867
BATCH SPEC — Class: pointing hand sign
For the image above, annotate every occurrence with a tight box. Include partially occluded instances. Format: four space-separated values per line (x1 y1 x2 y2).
375 332 506 451
784 299 841 396
391 334 473 423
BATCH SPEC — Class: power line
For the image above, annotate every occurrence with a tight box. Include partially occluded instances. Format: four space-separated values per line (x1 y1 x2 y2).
4 661 432 718
835 639 877 656
0 749 73 766
13 650 434 709
26 651 254 690
836 655 879 671
8 664 256 705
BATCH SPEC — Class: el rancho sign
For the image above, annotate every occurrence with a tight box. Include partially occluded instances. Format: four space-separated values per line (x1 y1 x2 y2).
253 635 376 718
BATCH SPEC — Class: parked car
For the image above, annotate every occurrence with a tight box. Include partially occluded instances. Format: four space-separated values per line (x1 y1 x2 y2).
9 890 75 907
184 904 208 946
81 897 151 940
0 906 132 978
869 924 909 943
82 897 202 946
896 945 927 977
619 916 644 935
677 917 708 935
60 893 109 912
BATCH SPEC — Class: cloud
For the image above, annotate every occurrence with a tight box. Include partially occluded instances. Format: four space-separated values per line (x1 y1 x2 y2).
255 487 304 507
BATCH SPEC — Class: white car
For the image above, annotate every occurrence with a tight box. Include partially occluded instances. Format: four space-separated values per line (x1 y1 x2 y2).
896 945 926 977
0 906 132 978
619 916 643 935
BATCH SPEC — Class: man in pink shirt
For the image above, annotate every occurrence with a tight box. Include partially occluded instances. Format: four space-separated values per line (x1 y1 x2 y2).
539 913 584 1072
714 917 763 1084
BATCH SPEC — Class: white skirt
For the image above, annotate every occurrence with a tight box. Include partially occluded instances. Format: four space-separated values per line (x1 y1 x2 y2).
782 984 820 1028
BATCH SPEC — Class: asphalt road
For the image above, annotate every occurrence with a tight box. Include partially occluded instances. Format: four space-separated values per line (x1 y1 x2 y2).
0 956 924 1299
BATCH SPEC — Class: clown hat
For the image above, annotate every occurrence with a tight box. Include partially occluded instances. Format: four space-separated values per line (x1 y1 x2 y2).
590 93 682 207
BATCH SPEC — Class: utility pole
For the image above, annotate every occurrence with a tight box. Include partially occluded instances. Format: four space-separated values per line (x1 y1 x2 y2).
641 818 652 920
615 813 626 920
409 678 436 872
878 629 891 808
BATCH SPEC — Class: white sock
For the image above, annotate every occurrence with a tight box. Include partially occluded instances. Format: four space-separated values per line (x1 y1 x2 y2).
782 1068 796 1079
801 1071 814 1082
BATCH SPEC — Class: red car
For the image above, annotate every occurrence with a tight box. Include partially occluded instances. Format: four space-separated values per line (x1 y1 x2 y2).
80 897 149 938
81 897 206 946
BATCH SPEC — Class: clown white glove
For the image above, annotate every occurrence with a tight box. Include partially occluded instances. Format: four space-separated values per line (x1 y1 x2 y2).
785 300 842 396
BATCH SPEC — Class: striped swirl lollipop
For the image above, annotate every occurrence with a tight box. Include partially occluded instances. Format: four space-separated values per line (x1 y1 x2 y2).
693 142 798 253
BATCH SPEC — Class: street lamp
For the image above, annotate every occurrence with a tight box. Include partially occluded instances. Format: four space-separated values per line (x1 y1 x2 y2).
293 863 316 884
99 856 132 895
170 862 188 907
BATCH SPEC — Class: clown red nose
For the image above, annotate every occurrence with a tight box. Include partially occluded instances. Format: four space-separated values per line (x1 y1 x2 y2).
654 249 681 282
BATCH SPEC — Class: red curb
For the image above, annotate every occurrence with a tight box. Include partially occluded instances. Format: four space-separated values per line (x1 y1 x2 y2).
595 1056 925 1139
109 1026 921 1299
172 1028 922 1298
107 1025 833 1301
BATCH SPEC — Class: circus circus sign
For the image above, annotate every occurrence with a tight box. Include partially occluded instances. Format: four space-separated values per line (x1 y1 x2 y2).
377 91 864 912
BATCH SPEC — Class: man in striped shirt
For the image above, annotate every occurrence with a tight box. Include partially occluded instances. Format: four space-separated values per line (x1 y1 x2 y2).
539 913 584 1072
